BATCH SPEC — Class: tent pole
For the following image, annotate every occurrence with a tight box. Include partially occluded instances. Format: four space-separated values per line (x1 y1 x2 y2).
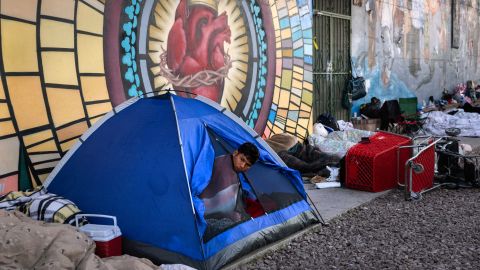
306 192 328 225
169 95 208 263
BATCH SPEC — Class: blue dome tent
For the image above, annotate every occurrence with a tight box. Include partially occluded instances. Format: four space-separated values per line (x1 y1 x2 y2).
45 93 319 269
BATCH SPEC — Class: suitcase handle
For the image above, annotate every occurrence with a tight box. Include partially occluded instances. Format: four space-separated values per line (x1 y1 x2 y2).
75 214 117 228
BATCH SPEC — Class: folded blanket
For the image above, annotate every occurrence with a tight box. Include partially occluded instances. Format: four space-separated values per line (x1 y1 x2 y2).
0 187 80 225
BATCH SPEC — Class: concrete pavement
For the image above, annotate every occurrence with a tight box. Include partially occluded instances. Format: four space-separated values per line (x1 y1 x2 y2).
223 184 388 269
304 183 390 223
224 136 480 268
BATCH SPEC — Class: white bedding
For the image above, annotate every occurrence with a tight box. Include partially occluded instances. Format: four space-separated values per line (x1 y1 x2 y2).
423 110 480 137
308 129 374 158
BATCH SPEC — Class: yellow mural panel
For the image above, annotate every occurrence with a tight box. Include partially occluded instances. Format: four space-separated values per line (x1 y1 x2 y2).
1 20 38 72
275 29 281 39
277 108 288 118
282 49 292 57
300 102 310 112
77 2 103 35
0 79 5 99
0 0 38 22
38 174 49 183
40 19 74 48
272 125 283 135
288 103 299 111
293 66 303 74
298 118 309 129
273 87 280 105
0 103 9 118
275 77 281 87
28 140 57 153
7 76 49 131
281 29 291 39
270 2 278 17
154 76 169 89
42 52 78 85
46 88 85 127
0 121 15 137
60 139 77 153
304 82 312 91
292 79 302 90
281 70 292 89
293 71 303 81
278 90 290 109
23 130 53 147
86 103 111 118
286 119 296 128
41 0 75 20
299 111 310 118
77 34 104 73
288 6 297 16
89 115 103 125
296 126 306 137
273 18 280 29
80 76 109 102
276 0 286 8
302 91 313 105
56 121 88 142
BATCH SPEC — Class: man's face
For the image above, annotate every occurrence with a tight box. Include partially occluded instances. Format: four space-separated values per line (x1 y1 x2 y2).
232 150 253 173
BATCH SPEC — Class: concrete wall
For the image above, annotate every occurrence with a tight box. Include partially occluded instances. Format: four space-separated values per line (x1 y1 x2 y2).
351 0 480 111
0 0 313 192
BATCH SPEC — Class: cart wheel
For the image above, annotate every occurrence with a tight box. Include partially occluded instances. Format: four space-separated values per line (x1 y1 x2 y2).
410 192 422 201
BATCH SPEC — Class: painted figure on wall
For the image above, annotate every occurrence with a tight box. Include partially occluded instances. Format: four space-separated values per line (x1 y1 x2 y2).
164 0 231 102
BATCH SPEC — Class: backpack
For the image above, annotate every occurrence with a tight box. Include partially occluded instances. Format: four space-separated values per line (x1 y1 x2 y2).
342 60 367 109
316 113 339 131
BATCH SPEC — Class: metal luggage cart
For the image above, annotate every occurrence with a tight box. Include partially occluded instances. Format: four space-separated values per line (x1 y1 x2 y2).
397 136 444 200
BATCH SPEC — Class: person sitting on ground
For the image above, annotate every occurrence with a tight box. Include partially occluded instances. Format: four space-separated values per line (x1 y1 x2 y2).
200 142 260 223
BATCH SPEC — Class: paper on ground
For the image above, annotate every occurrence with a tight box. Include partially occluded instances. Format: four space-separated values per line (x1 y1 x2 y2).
315 182 341 189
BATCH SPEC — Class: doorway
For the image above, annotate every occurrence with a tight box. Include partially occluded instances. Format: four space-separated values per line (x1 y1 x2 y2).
312 0 351 121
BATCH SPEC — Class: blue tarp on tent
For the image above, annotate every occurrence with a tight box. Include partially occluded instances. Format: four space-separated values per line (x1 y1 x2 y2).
45 94 317 269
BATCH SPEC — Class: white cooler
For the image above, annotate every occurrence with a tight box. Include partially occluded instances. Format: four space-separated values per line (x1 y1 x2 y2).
75 214 122 257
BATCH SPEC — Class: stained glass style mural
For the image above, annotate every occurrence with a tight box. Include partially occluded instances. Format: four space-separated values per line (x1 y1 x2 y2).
0 0 313 193
0 0 112 191
134 0 313 139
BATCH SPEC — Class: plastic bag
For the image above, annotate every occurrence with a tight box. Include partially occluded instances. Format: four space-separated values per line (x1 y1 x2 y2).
313 123 329 137
326 166 339 182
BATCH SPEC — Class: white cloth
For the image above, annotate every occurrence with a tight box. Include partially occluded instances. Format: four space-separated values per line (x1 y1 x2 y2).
308 129 374 158
313 123 329 137
423 110 480 137
337 120 354 131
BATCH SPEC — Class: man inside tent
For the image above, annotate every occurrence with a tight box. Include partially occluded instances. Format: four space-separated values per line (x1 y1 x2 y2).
200 142 261 228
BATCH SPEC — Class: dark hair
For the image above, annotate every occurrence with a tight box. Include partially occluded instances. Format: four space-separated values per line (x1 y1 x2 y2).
237 142 259 164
